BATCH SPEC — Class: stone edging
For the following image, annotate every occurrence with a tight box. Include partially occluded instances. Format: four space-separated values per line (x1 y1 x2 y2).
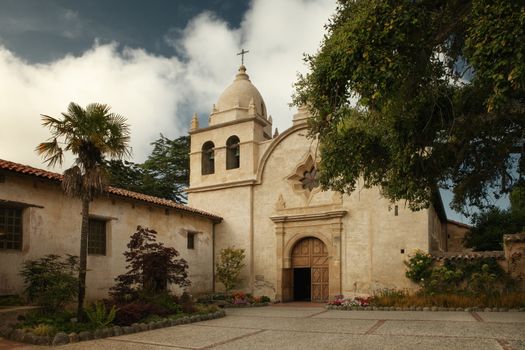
223 302 269 308
0 309 226 346
326 305 525 312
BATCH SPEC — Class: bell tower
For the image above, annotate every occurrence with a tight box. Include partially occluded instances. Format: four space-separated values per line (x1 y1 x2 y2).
187 64 272 190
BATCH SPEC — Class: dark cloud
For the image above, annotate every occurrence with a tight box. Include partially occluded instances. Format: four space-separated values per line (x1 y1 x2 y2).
0 0 250 62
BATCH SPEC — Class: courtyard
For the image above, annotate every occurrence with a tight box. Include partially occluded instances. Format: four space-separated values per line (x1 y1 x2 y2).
4 304 524 350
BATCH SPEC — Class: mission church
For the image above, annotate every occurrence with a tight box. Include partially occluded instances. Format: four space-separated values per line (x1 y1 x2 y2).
186 61 464 302
0 60 466 303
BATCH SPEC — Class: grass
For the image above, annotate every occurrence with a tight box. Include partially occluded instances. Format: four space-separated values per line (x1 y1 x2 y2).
372 290 525 308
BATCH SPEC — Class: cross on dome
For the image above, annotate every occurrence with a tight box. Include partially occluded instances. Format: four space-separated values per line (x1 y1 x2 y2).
237 49 249 65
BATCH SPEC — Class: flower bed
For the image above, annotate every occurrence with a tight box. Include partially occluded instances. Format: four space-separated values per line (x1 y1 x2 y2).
0 309 226 346
199 291 271 308
326 291 525 312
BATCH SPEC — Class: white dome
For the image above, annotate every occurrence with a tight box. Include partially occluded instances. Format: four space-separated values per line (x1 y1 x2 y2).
215 65 267 118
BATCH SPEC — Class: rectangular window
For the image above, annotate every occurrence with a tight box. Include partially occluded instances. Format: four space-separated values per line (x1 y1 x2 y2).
0 206 22 250
187 232 195 250
88 218 106 255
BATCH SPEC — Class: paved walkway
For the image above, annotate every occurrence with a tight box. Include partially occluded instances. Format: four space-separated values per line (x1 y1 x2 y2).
9 305 525 350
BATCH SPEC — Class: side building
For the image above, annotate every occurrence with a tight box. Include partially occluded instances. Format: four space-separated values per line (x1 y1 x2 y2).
0 159 222 300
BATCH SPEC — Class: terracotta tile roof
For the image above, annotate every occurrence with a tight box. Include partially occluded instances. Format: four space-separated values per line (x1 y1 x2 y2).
0 159 222 222
432 251 505 261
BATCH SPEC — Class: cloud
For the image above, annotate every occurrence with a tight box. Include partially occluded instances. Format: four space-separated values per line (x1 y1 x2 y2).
0 0 336 170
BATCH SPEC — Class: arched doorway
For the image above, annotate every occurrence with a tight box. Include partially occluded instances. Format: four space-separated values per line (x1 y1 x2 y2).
291 237 329 302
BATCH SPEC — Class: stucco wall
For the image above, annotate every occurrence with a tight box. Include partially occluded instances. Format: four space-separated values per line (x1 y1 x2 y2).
446 221 470 252
0 173 215 300
253 126 430 298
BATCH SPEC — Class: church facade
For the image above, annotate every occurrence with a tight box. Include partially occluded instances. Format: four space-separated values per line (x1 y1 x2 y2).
188 65 452 302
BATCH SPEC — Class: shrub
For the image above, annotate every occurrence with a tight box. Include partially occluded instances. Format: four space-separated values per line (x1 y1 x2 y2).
404 250 513 296
19 254 79 311
260 296 271 303
180 292 195 314
405 250 433 284
216 247 246 293
113 302 169 326
110 226 190 302
85 301 117 327
31 324 56 337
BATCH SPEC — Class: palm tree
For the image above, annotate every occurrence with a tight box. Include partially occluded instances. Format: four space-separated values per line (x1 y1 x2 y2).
36 102 131 320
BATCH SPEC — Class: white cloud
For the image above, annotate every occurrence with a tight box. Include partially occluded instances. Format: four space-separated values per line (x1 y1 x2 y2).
0 0 336 170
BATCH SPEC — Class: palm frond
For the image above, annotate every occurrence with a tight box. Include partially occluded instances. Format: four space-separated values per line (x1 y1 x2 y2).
35 139 64 167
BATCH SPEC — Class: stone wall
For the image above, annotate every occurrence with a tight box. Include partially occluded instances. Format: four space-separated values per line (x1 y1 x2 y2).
503 233 525 290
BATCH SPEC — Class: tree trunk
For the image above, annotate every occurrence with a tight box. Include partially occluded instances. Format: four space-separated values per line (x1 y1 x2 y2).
77 197 90 321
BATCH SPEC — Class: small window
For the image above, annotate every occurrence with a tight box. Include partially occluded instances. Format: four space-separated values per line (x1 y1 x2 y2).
226 135 240 170
0 206 23 250
88 218 106 255
187 232 195 250
201 141 215 175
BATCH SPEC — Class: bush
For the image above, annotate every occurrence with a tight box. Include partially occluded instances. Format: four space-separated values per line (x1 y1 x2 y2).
19 254 79 311
405 251 512 296
85 301 117 327
216 247 246 293
110 226 190 302
180 292 195 314
113 302 169 326
260 296 271 303
405 250 433 284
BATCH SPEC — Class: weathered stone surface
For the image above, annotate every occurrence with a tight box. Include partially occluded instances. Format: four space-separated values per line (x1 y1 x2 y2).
113 326 123 336
139 323 148 331
52 332 70 346
101 327 113 337
93 328 104 339
132 323 142 332
122 326 134 334
78 330 93 341
68 332 79 343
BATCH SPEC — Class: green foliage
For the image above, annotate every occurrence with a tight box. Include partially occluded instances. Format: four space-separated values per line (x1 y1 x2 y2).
293 0 525 213
216 247 246 293
405 253 510 295
0 294 24 306
470 264 498 296
31 324 56 337
107 135 189 203
85 301 117 327
405 250 434 284
19 254 79 311
426 265 464 294
17 310 95 335
37 102 132 320
464 207 525 251
110 226 190 302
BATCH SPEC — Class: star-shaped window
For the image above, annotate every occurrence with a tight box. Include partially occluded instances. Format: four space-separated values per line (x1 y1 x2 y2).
300 167 319 191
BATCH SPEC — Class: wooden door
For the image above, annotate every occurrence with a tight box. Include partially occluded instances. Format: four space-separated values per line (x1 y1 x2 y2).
291 237 329 302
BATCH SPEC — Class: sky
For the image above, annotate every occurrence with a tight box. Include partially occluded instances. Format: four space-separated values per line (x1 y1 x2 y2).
0 0 478 223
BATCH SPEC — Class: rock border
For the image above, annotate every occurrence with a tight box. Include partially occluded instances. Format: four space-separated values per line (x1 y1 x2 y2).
0 309 226 346
326 305 525 312
223 302 269 308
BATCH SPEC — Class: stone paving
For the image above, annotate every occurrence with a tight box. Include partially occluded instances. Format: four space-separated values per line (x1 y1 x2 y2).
5 305 525 350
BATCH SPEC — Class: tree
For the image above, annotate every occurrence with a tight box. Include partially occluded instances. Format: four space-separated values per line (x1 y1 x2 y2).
36 102 131 320
464 183 525 250
106 135 189 203
293 0 524 214
110 226 190 301
216 247 246 293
